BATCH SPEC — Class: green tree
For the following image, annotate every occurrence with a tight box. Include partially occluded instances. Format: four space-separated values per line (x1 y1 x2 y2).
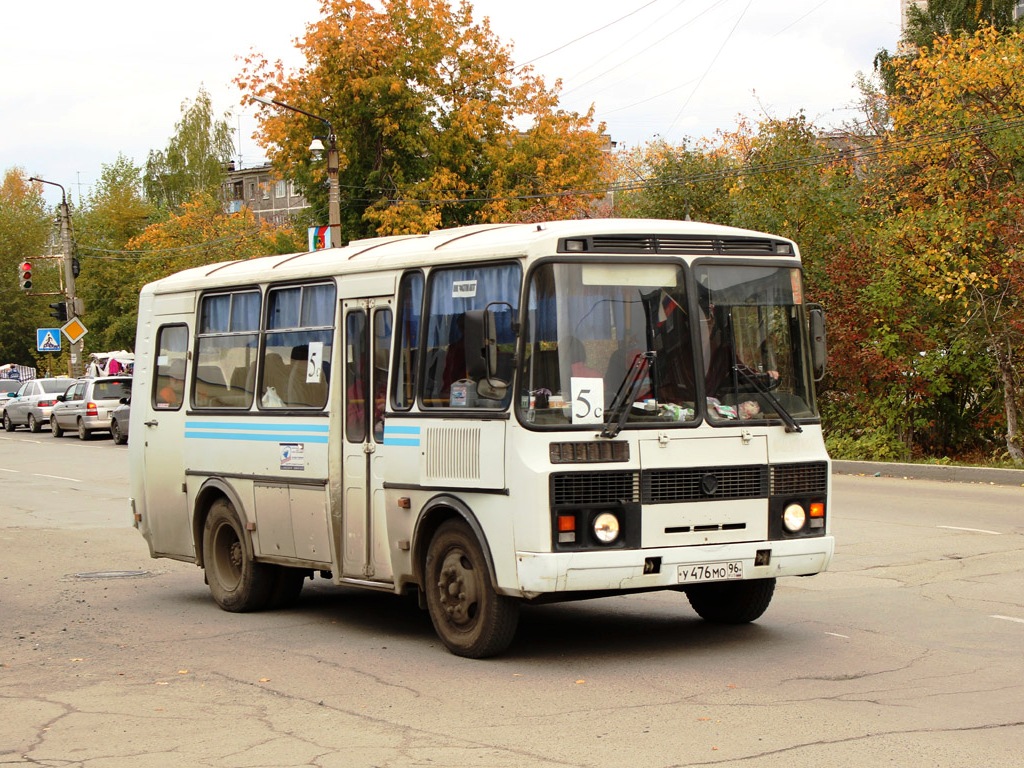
875 0 1021 94
145 86 235 212
236 0 610 240
615 138 734 223
904 0 1019 49
0 169 53 368
75 156 157 351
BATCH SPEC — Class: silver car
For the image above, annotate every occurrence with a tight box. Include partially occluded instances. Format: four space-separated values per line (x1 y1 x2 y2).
2 378 73 432
50 376 133 440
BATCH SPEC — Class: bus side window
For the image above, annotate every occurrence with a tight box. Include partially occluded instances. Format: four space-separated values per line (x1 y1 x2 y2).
392 271 422 411
152 324 188 410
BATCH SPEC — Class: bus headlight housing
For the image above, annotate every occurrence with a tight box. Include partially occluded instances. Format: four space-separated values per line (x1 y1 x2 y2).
782 503 807 532
593 512 621 544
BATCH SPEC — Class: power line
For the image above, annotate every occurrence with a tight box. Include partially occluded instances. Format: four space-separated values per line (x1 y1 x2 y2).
84 114 1024 256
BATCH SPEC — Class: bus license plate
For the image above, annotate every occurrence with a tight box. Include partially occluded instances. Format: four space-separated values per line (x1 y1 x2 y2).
677 561 744 583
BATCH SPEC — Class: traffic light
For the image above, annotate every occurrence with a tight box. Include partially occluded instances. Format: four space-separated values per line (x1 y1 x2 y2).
49 301 68 323
71 257 80 278
19 261 32 291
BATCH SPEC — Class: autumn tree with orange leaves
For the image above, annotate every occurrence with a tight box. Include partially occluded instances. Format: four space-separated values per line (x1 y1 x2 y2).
236 0 611 240
871 26 1024 462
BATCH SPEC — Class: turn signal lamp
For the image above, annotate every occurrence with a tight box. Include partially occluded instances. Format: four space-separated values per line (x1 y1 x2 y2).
557 513 576 544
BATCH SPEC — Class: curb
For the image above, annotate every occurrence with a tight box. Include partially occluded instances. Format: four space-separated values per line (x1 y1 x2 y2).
832 460 1024 487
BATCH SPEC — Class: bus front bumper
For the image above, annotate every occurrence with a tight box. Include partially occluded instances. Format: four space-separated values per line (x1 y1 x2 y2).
512 536 834 597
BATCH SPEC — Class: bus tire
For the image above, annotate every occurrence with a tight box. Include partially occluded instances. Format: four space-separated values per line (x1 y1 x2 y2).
203 498 274 612
424 519 519 659
685 577 776 624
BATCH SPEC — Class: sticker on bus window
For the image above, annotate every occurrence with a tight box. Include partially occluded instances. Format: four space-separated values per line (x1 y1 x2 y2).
452 280 477 299
306 341 324 383
570 377 605 425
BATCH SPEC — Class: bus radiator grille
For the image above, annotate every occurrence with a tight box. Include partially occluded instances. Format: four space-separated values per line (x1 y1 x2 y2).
642 466 769 504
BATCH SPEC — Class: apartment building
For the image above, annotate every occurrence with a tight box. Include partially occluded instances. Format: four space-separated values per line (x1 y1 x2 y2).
221 163 309 227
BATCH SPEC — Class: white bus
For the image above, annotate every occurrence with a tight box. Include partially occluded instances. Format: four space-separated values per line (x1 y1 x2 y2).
129 218 833 658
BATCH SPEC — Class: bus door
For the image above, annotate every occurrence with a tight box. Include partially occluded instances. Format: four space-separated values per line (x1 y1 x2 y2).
340 298 393 581
142 323 194 558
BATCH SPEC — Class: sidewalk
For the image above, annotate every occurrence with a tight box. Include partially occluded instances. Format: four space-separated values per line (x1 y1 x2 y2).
833 460 1024 487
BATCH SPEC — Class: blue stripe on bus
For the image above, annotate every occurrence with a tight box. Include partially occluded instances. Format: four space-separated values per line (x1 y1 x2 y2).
184 421 329 433
185 430 330 444
383 424 421 447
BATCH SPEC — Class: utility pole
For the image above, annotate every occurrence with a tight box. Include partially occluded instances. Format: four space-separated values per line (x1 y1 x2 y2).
252 95 342 248
30 177 82 377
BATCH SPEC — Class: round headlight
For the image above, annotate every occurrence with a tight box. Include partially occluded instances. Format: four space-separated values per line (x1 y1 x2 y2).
593 512 620 544
783 503 807 532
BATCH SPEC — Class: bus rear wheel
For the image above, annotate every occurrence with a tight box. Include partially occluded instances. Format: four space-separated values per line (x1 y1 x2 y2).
424 519 519 659
685 577 776 624
203 498 274 612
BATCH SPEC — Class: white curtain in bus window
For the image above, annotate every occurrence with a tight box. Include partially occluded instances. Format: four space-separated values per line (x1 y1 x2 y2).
262 283 336 409
195 290 261 408
422 263 520 408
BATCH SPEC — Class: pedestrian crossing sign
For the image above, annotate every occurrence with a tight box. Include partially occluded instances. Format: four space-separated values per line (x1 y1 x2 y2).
37 328 62 352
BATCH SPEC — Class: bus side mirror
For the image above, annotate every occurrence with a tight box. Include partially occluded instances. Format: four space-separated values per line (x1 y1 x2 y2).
808 304 827 381
464 309 489 381
465 305 509 400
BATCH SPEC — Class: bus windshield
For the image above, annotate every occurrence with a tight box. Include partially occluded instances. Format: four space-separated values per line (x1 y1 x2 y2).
518 261 818 429
695 263 818 425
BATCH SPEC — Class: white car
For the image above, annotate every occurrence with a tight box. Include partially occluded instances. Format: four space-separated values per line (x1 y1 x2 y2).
50 376 133 440
2 378 73 432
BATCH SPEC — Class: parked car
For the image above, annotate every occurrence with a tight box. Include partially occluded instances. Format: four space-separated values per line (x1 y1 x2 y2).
3 378 73 432
0 391 15 417
50 376 133 440
110 395 131 445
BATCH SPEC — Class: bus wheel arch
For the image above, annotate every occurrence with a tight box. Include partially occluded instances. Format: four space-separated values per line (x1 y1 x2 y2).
414 498 520 658
411 496 496 590
200 493 275 612
192 479 253 570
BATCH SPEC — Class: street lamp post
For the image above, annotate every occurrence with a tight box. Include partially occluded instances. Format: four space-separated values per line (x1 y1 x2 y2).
252 95 341 248
29 177 81 376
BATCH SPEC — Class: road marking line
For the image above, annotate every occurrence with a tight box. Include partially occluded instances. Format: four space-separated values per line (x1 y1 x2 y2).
825 632 850 639
0 467 18 473
937 525 1001 535
991 615 1024 625
33 473 82 483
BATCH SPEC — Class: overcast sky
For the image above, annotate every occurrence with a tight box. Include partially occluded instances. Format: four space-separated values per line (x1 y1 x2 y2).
3 0 901 206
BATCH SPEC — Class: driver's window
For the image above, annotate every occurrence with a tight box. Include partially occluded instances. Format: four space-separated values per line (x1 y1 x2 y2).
421 263 520 408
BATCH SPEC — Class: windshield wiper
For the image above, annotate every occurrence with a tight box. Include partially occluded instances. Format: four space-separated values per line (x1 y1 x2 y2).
601 352 655 438
731 366 802 433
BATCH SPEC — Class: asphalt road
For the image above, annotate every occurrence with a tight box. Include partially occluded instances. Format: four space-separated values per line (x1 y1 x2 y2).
1 430 1022 767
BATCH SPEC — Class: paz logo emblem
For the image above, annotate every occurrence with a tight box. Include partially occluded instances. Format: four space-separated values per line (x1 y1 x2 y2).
701 473 719 497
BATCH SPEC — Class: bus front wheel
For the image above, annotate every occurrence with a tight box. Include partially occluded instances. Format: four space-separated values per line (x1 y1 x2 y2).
685 577 776 624
203 498 274 612
424 519 519 658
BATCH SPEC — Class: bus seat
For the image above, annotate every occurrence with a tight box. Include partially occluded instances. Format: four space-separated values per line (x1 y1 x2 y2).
261 353 289 406
195 365 228 406
286 360 327 408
